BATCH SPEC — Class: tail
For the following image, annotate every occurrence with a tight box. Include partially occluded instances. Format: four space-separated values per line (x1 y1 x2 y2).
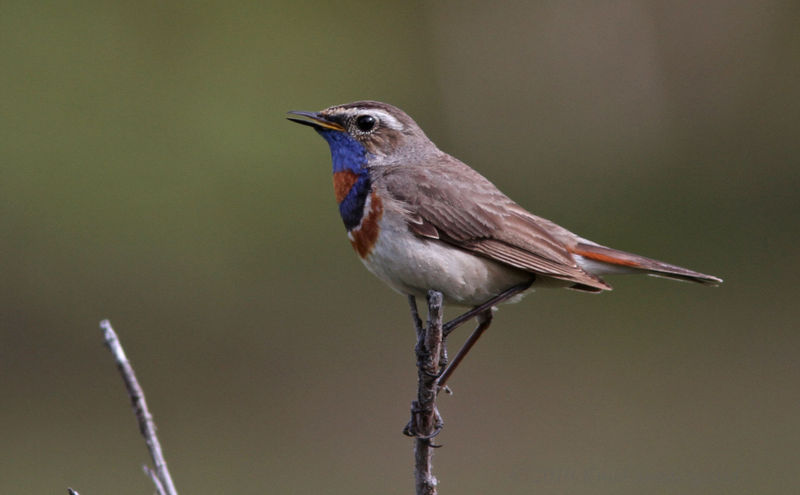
570 242 722 286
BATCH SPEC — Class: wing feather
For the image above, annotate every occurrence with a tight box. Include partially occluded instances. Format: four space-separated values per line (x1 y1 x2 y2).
376 156 611 291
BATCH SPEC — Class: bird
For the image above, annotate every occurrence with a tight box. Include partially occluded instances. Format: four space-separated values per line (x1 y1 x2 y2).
288 100 721 386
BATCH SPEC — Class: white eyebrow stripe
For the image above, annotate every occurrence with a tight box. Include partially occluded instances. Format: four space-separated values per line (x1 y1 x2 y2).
368 109 403 130
341 107 403 131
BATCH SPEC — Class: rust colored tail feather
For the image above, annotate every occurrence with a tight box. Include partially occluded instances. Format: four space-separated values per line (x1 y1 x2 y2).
572 242 723 286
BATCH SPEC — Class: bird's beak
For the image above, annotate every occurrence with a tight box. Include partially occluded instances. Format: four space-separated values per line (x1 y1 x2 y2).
286 110 345 131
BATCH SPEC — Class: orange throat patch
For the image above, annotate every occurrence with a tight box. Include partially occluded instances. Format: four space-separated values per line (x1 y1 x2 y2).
333 170 360 203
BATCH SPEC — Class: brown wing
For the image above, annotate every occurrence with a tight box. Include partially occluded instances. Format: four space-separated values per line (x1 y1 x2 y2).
376 156 611 292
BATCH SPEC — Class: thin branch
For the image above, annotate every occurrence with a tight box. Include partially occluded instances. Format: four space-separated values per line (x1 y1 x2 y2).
99 319 179 495
143 464 167 495
404 291 444 495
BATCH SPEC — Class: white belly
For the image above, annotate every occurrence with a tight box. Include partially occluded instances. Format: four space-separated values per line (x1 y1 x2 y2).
357 214 533 306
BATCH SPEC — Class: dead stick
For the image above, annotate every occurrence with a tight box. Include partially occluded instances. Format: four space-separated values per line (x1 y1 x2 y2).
99 319 178 495
404 291 444 495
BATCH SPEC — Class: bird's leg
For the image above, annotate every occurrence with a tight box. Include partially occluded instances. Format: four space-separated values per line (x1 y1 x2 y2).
436 309 493 390
407 295 424 335
442 280 533 337
408 281 531 390
433 281 533 389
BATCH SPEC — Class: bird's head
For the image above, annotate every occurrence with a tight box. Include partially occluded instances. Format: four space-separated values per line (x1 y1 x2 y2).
288 101 436 164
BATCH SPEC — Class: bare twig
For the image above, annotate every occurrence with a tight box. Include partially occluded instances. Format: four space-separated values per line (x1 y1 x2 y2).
404 291 444 495
99 319 178 495
143 464 167 494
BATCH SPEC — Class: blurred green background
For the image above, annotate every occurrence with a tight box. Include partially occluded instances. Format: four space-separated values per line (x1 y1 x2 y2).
2 1 798 493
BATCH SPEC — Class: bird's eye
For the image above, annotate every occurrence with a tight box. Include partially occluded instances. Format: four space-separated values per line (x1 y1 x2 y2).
355 114 377 132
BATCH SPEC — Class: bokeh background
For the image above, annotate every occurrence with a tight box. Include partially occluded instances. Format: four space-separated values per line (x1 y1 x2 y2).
2 1 798 493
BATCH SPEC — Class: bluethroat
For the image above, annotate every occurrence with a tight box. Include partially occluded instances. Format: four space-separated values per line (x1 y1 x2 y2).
288 101 721 385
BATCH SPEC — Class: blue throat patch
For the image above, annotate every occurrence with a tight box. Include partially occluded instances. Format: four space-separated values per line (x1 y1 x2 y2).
318 129 371 231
